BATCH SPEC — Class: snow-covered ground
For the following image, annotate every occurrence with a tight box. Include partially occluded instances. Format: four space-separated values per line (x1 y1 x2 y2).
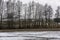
0 31 60 40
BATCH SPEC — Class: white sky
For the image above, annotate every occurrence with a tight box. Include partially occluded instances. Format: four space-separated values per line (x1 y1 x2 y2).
4 0 60 11
20 0 60 10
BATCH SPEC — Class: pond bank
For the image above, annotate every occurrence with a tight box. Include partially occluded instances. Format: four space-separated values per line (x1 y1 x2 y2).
0 29 60 32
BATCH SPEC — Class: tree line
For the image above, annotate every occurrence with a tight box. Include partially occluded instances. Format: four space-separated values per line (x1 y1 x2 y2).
0 0 60 29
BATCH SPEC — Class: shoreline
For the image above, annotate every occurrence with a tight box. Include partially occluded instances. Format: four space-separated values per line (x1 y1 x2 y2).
0 29 60 32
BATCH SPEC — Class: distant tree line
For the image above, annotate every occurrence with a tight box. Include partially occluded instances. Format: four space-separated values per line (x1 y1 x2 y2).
0 0 60 29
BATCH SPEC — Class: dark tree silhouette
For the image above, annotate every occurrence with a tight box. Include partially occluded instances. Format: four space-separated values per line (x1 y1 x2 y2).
55 6 60 24
17 0 22 28
7 0 14 29
0 0 57 29
47 5 53 27
44 4 48 27
0 0 3 28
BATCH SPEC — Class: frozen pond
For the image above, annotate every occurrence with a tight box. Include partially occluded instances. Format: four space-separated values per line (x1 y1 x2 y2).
0 31 60 40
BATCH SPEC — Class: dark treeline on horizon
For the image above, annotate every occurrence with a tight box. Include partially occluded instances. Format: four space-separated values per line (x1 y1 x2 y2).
0 0 60 29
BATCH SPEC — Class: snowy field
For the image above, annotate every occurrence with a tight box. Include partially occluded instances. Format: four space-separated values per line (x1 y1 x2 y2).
0 31 60 40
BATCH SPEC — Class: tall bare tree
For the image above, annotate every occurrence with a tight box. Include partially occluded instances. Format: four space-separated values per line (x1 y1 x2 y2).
17 0 22 28
7 0 14 28
28 2 31 20
0 0 3 28
55 6 60 24
35 3 40 27
27 2 32 28
22 4 27 22
47 5 53 27
44 4 48 27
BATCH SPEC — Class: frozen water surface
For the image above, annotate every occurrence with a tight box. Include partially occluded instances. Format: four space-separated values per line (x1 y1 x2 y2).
0 31 60 40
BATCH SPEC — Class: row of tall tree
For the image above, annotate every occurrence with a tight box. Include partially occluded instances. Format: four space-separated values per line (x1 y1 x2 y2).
0 0 60 28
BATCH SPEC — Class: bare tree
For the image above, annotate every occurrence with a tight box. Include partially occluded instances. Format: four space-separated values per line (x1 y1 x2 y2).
47 5 53 27
35 3 41 28
28 2 32 20
17 0 22 28
55 6 60 24
0 0 3 28
31 1 35 28
7 0 14 29
23 4 27 20
44 4 48 27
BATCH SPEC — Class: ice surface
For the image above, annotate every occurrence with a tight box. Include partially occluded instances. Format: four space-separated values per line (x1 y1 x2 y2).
0 31 60 40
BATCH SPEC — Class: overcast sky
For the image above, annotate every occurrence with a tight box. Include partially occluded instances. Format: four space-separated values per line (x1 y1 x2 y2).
5 0 60 11
5 0 60 12
20 0 60 11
